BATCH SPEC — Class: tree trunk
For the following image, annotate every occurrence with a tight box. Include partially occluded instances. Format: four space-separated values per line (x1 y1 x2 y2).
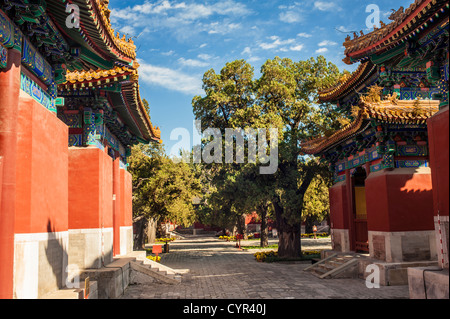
274 202 301 258
146 217 157 244
133 217 148 250
259 206 269 248
236 215 245 235
305 214 314 234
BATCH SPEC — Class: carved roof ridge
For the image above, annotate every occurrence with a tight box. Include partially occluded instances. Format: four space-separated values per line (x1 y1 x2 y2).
300 95 439 154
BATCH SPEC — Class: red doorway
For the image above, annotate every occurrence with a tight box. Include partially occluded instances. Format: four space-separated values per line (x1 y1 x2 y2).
352 167 369 253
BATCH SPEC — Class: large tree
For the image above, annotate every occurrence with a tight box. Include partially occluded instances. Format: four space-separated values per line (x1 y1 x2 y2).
193 56 343 258
128 142 201 249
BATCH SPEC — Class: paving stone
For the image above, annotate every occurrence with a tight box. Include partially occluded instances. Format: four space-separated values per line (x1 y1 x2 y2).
120 236 410 299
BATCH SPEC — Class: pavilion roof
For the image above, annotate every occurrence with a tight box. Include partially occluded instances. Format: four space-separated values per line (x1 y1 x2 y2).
60 65 161 144
46 0 136 66
342 0 449 64
300 96 439 155
318 61 377 103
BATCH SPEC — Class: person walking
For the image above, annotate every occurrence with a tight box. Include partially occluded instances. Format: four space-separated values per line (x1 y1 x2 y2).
312 225 318 239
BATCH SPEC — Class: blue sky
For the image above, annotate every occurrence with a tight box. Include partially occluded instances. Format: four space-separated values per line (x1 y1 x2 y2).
108 0 413 155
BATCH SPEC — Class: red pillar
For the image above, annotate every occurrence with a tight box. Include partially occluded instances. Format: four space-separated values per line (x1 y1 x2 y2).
0 48 21 299
427 107 449 217
427 106 449 268
345 169 356 251
113 156 121 256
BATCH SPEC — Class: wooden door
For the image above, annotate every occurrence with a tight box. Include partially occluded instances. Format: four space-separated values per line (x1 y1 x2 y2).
354 186 369 252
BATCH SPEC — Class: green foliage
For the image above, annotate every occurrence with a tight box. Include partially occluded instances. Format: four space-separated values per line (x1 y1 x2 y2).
128 142 201 227
192 56 345 256
302 175 330 223
254 250 321 262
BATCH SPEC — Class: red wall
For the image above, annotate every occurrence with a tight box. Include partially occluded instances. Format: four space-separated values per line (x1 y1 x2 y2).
121 169 133 227
15 94 68 234
68 147 113 230
427 107 449 217
329 182 348 230
113 158 121 255
0 49 21 299
365 169 434 232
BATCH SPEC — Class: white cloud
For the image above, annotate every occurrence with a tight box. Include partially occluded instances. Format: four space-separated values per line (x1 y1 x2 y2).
314 1 341 11
336 25 350 33
197 53 213 61
128 0 250 20
260 36 295 50
242 47 252 55
178 57 209 68
133 0 186 14
241 47 260 62
120 25 135 35
259 36 304 52
318 40 338 46
110 0 251 41
279 10 302 23
297 32 312 38
247 56 261 62
161 50 175 56
207 22 241 34
315 48 328 53
290 44 304 51
278 2 304 24
138 61 203 95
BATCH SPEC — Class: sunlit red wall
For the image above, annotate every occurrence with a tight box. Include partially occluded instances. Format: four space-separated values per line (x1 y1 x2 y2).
329 181 348 230
365 169 434 232
427 107 449 217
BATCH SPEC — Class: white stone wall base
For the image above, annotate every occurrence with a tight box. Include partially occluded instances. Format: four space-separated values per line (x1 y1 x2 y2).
13 231 68 299
369 230 437 263
119 226 133 256
68 228 113 270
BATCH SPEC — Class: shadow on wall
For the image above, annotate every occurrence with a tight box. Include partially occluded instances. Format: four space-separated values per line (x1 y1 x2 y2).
43 219 107 297
40 219 68 295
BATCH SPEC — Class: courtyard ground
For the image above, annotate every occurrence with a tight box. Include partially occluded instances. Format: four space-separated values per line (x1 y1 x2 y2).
120 235 410 299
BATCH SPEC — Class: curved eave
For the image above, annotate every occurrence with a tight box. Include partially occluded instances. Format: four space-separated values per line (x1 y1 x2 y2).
46 0 136 66
59 69 161 144
63 66 134 84
300 98 440 155
318 61 377 103
121 81 161 143
342 0 448 64
300 112 366 155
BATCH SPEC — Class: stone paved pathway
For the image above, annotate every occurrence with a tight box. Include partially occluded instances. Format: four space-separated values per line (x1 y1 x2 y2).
120 236 410 299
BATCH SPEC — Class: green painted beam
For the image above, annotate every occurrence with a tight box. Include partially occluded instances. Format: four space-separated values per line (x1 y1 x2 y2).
370 43 406 65
80 47 114 69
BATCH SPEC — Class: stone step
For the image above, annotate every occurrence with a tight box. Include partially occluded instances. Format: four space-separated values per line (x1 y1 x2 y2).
305 253 360 279
40 280 98 299
318 263 335 271
130 260 181 285
127 250 190 282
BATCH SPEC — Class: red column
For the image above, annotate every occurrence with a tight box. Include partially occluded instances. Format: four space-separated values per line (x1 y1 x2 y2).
345 169 356 251
427 107 449 218
0 48 21 299
113 156 121 256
